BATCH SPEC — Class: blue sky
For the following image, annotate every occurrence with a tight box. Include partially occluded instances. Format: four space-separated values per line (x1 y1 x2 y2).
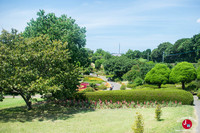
0 0 200 53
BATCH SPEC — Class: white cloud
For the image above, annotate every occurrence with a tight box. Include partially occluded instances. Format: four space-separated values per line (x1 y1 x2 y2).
197 18 200 23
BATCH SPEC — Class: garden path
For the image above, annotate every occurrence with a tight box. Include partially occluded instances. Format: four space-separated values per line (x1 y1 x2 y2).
194 96 200 133
98 75 121 90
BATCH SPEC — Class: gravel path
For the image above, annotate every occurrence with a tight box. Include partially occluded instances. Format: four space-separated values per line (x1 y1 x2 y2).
98 75 121 90
194 96 200 133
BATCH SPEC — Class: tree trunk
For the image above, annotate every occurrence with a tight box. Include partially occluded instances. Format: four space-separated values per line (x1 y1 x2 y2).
20 93 32 110
158 84 161 88
182 82 185 90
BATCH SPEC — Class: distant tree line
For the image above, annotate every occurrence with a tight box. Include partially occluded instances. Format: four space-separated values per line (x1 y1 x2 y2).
124 34 200 63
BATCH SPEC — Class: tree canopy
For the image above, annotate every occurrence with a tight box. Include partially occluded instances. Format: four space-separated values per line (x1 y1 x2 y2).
122 60 155 81
145 64 170 88
23 10 87 66
151 42 173 62
169 62 197 89
0 31 80 109
103 56 136 79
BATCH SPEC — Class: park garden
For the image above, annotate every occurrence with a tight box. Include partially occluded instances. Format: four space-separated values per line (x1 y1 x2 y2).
0 10 200 133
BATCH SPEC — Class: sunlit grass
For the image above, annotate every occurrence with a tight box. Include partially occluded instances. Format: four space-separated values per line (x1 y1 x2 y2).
0 98 196 133
0 97 43 109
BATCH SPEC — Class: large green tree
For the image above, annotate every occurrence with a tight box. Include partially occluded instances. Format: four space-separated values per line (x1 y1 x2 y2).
103 56 136 79
169 62 197 89
125 49 142 59
151 42 173 62
23 10 87 66
145 64 170 88
0 31 80 110
166 38 195 63
192 33 200 61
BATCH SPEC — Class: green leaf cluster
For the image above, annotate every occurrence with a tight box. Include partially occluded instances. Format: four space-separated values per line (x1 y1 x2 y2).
103 56 136 79
145 64 170 88
132 112 144 133
197 67 200 80
0 31 80 109
23 10 88 67
169 62 197 89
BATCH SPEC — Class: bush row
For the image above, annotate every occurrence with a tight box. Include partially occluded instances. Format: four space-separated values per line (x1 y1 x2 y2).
54 99 182 109
77 89 193 105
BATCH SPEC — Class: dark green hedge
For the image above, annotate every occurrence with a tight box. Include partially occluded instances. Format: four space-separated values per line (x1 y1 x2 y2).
78 89 193 105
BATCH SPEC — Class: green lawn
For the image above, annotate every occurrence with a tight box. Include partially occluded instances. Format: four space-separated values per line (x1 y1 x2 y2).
0 97 43 109
0 98 26 109
0 98 196 133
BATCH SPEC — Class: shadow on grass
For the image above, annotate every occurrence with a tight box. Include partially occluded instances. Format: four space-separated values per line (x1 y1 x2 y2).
0 103 95 123
158 119 165 121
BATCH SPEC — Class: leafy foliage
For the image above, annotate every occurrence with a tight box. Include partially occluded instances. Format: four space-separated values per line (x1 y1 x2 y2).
145 64 170 88
23 10 88 66
103 56 136 79
151 42 173 62
81 87 95 93
134 77 144 86
95 59 104 70
132 112 144 133
120 84 126 90
169 62 197 89
197 67 200 80
155 104 162 121
81 89 193 105
97 84 107 90
197 93 200 99
122 61 155 81
0 32 80 109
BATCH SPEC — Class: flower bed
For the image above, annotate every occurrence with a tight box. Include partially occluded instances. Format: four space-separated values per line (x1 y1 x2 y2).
78 82 89 91
53 99 182 109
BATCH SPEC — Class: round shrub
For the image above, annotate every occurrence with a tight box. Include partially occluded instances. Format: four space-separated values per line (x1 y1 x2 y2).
120 84 126 90
127 83 136 89
97 84 107 90
197 93 200 99
81 87 95 92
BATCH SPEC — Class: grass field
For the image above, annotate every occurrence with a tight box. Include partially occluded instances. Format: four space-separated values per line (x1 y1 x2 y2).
0 98 196 133
0 97 43 109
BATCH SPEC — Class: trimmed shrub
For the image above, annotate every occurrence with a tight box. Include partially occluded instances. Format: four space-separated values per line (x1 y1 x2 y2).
197 93 200 99
132 112 144 133
155 104 162 121
134 77 144 86
82 89 193 105
120 84 126 90
97 84 107 90
81 87 95 92
127 83 136 89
